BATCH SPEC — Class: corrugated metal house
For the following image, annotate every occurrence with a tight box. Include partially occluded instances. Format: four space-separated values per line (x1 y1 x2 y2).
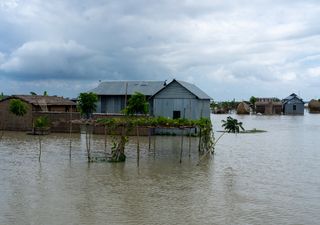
151 79 211 119
90 81 164 114
282 93 304 115
90 79 211 119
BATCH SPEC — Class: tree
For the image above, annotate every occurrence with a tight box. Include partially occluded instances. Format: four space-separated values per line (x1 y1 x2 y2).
0 92 4 100
30 92 37 95
221 116 244 133
43 91 48 96
77 92 98 119
249 96 257 112
9 99 28 117
125 92 149 115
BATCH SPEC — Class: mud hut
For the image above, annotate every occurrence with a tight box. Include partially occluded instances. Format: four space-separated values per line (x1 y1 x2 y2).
309 99 320 113
236 102 250 115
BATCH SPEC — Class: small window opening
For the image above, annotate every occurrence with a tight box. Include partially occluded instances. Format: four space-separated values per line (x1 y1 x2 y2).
173 111 181 119
293 105 296 110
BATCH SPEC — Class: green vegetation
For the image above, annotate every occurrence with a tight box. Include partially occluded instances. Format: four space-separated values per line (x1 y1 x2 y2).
9 99 28 117
34 116 50 129
249 96 257 112
222 116 245 133
97 116 214 163
240 128 266 133
30 91 37 95
211 99 239 113
0 92 4 100
124 92 149 115
43 91 48 96
249 96 257 106
197 116 244 165
77 92 98 118
34 116 50 161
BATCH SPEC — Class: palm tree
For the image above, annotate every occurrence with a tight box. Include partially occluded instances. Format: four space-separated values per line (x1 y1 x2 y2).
221 116 244 133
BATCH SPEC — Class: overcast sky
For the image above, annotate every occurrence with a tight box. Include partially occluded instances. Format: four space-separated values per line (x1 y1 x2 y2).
0 0 320 100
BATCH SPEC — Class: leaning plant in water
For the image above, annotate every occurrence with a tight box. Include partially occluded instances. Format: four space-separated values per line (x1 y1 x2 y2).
197 116 244 165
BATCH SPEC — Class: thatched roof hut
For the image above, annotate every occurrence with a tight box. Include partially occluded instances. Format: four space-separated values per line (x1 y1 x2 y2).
309 99 320 113
236 102 250 114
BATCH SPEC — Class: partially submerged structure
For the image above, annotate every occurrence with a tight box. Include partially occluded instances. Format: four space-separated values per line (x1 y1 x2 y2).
90 79 211 120
282 93 304 115
0 95 77 131
308 99 320 113
236 102 250 114
255 98 282 115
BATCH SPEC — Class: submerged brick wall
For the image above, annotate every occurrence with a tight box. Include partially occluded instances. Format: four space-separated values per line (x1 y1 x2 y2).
0 108 150 135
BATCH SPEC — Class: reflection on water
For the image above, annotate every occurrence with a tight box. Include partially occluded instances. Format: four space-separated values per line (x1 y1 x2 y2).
0 113 320 225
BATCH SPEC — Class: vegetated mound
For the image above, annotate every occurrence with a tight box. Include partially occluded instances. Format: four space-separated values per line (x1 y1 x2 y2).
309 99 320 113
236 102 250 115
217 128 267 134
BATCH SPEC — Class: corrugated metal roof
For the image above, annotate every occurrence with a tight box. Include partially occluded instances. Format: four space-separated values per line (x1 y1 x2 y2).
283 93 304 103
90 81 165 96
8 95 76 106
151 79 211 99
90 79 212 100
176 80 212 99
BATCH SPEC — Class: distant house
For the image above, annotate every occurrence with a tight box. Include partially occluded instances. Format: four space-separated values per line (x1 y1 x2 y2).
255 98 282 115
90 79 211 119
0 95 77 112
282 93 304 115
0 95 77 131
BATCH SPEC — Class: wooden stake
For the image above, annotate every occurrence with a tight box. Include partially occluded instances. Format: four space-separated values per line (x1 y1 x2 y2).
38 135 42 162
198 128 202 152
180 129 184 163
153 132 156 159
104 125 107 156
188 128 191 157
136 126 140 166
148 128 151 151
69 109 72 159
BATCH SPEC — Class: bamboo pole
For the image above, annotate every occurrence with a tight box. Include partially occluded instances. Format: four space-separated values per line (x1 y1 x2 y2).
38 136 42 162
136 126 140 166
148 128 151 151
104 125 107 156
153 131 156 159
179 129 184 163
188 128 191 157
69 109 72 159
198 128 202 152
86 125 91 162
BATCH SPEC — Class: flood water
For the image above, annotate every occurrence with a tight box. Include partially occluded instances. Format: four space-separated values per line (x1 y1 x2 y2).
0 113 320 225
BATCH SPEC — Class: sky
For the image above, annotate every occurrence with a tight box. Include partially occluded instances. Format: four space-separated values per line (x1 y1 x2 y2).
0 0 320 101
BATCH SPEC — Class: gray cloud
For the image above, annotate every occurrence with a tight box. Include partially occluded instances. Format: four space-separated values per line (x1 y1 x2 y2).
0 0 320 99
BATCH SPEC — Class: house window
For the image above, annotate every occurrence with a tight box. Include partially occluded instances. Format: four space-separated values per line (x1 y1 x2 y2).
293 105 296 110
173 111 181 119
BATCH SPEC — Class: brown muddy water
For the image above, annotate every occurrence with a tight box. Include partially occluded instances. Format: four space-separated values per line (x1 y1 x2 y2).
0 113 320 225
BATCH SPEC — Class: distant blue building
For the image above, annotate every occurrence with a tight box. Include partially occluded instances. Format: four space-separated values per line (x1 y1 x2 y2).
282 93 304 115
89 79 211 119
